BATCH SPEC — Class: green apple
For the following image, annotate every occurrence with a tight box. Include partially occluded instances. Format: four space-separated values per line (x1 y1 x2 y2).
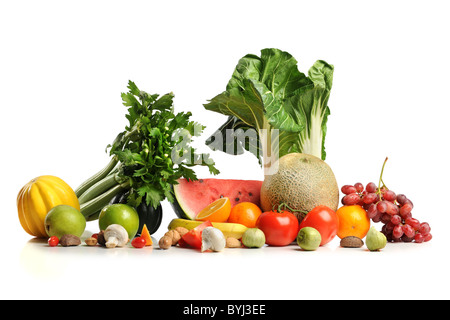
98 204 139 240
45 205 86 238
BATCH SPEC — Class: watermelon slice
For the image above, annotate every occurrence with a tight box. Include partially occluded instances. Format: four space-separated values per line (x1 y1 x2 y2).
171 178 263 220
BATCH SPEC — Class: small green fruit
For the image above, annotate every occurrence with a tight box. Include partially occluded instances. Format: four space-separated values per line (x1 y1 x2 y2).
297 227 321 251
242 228 265 248
99 204 139 240
366 226 387 251
45 205 86 238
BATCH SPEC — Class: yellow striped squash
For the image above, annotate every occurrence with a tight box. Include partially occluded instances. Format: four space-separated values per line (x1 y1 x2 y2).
17 175 80 238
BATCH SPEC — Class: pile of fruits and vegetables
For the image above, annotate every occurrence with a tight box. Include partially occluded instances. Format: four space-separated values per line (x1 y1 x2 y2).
16 48 432 252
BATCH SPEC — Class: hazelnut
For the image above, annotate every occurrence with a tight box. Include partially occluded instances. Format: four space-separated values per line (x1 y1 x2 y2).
85 237 98 246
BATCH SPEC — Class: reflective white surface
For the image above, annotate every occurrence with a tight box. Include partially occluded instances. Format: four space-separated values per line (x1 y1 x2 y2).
6 202 445 300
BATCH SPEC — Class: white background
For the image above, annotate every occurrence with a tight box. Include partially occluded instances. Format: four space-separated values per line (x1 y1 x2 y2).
1 0 449 300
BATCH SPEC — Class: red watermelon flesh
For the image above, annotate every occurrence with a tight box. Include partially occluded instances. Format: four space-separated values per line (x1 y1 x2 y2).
171 178 263 220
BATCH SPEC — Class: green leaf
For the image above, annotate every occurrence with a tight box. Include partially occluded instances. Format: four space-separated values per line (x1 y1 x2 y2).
206 116 263 164
138 184 163 208
204 49 334 164
185 121 205 137
133 167 148 177
176 165 197 182
227 49 311 100
107 81 220 209
121 92 139 107
308 60 334 90
127 80 140 96
252 79 305 133
152 92 174 112
288 60 334 160
204 79 266 132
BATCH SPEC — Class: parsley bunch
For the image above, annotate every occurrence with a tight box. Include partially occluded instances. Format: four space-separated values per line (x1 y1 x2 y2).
75 81 219 220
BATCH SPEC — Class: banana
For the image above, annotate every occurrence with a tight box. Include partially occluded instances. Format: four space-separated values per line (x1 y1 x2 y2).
168 218 248 239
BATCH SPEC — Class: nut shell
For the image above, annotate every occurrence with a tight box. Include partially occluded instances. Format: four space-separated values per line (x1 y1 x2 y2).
226 237 242 248
60 234 81 247
85 237 98 246
340 236 364 248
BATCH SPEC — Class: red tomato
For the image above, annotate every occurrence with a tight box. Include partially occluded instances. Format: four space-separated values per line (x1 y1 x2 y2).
256 210 299 246
131 237 146 248
48 236 59 247
298 205 339 246
181 220 213 249
177 237 190 248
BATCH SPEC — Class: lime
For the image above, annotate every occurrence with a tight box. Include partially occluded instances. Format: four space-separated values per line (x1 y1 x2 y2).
99 204 139 239
297 227 321 251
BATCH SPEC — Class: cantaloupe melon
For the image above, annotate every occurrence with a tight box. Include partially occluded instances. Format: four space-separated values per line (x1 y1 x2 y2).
260 153 339 222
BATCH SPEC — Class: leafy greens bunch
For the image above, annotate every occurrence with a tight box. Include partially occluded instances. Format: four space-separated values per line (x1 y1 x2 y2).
76 81 219 221
204 48 334 170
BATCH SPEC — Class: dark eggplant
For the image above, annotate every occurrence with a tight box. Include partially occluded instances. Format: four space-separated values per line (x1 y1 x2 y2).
109 189 163 235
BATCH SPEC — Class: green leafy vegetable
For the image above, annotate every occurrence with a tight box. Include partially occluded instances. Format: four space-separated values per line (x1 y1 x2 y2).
204 48 334 168
75 81 219 220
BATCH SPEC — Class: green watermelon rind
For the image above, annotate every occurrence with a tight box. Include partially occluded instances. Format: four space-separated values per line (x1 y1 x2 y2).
170 184 195 220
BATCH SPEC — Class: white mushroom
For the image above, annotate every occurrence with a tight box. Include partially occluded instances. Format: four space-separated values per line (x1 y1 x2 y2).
201 227 226 252
104 224 129 248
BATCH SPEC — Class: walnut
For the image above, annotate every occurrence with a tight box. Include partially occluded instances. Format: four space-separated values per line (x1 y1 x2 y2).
60 234 81 247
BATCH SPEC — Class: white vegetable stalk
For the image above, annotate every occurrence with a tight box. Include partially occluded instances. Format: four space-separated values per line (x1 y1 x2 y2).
259 124 280 177
298 115 323 160
297 91 330 160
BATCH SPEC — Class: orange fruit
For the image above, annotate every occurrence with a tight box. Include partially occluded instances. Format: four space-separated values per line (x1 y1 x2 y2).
195 197 231 222
336 205 371 239
228 202 262 228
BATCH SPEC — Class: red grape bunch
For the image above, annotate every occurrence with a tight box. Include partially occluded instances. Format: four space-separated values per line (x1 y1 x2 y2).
340 158 432 243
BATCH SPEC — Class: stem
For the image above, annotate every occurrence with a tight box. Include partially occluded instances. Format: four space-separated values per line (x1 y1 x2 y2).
75 125 136 198
80 182 130 220
86 211 100 222
75 156 119 198
261 119 279 177
272 202 308 222
377 157 389 200
78 172 123 205
273 203 308 214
